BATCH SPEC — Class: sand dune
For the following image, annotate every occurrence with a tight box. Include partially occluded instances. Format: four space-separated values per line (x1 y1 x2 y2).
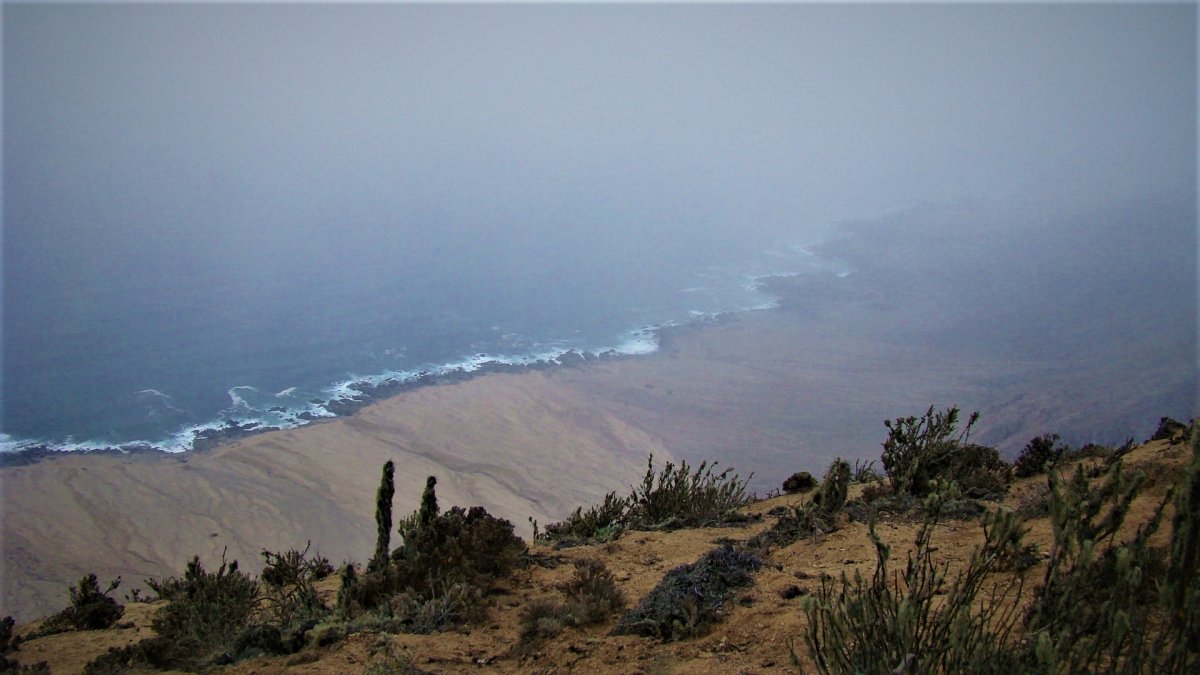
0 371 670 622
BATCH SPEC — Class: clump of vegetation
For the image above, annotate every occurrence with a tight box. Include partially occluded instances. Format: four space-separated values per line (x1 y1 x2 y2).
881 406 1010 499
803 427 1200 675
624 455 753 530
541 492 628 543
335 467 524 637
611 546 762 641
2 615 49 673
1014 433 1065 478
1020 442 1197 673
802 481 1028 674
539 455 753 544
783 471 818 494
851 459 884 484
33 574 125 637
258 543 335 652
748 458 851 552
1151 416 1190 444
86 553 265 674
517 559 627 646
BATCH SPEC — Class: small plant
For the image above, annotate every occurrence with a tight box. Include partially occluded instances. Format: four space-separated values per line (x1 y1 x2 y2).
611 546 762 641
516 558 627 650
1014 433 1064 478
851 459 883 484
35 574 125 636
783 471 818 494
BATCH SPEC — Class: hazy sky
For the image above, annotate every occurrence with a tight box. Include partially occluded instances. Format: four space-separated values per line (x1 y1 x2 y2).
7 4 1193 271
3 3 1196 442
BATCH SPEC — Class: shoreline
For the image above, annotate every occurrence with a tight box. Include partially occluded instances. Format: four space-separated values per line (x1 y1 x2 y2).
0 293 763 470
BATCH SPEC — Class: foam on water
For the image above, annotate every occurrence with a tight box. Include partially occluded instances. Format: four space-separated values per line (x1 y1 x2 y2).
1 235 848 457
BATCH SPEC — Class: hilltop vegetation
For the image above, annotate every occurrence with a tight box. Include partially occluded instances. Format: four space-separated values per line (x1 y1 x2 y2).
3 410 1197 674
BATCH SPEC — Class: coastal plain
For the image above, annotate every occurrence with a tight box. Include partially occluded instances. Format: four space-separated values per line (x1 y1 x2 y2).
3 197 1192 622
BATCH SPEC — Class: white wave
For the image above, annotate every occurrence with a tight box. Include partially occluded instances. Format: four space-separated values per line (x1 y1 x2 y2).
275 387 297 398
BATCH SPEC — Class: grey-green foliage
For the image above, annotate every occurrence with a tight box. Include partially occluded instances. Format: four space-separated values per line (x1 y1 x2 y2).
370 461 396 573
1024 430 1199 674
882 406 1006 498
541 492 628 543
748 458 851 552
147 555 259 655
802 481 1027 675
539 454 753 543
625 455 753 529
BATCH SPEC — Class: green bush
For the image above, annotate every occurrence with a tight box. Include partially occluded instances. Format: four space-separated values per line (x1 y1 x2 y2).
539 455 753 544
1014 434 1064 478
802 481 1028 675
35 574 125 636
259 543 333 651
881 406 1010 499
611 546 762 641
783 471 818 494
541 492 628 543
147 554 260 665
749 458 851 552
625 455 753 530
337 472 524 636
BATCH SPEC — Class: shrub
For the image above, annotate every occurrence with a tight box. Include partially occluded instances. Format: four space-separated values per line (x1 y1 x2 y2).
1020 442 1198 673
624 455 753 530
259 543 333 650
518 599 570 643
1150 416 1189 443
557 558 628 626
1014 434 1064 478
146 553 260 664
541 492 628 543
611 546 762 641
802 482 1028 675
748 458 851 552
783 472 818 494
36 574 125 636
337 472 524 635
881 406 1010 499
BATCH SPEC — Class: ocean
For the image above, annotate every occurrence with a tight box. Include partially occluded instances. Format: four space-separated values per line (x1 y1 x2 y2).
4 3 1191 456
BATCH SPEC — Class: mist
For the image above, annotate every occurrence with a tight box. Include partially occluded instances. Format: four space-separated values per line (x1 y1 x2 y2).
3 3 1195 447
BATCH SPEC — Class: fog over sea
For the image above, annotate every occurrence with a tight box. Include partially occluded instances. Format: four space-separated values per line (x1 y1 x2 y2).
3 4 1194 455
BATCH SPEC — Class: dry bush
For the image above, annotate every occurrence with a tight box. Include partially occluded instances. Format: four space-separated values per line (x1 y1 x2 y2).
516 558 627 649
611 546 762 641
34 574 125 636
